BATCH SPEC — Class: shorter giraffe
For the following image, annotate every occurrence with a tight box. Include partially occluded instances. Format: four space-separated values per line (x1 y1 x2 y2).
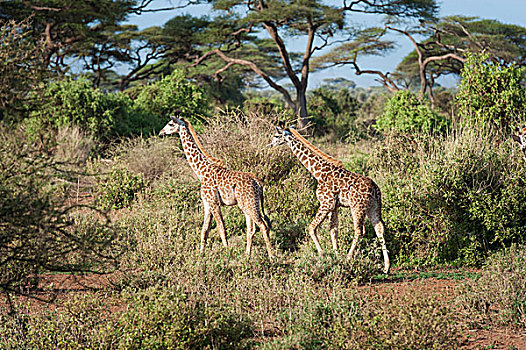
159 115 273 258
267 126 390 273
512 126 526 161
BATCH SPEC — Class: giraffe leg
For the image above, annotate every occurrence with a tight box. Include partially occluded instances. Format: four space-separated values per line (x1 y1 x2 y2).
245 214 255 256
328 209 339 253
368 209 390 274
210 203 228 248
346 210 365 259
308 204 332 255
200 200 213 253
254 215 273 259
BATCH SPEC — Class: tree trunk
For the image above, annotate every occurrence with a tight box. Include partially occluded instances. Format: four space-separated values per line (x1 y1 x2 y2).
296 90 309 129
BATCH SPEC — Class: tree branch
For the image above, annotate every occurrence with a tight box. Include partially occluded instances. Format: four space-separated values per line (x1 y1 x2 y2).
192 48 296 110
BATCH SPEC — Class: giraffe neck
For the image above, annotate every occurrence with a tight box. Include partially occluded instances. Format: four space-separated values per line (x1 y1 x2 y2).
286 135 335 181
178 125 214 180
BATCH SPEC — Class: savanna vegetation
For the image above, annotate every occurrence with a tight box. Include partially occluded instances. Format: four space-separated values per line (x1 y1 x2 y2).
1 0 526 348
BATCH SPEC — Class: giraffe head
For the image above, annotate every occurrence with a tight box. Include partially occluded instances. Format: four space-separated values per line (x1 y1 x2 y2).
267 125 292 148
512 126 526 158
159 115 186 136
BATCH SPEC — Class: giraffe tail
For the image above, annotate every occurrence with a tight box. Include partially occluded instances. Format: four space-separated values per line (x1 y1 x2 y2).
260 188 272 231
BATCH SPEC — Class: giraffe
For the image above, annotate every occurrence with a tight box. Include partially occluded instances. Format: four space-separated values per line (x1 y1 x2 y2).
267 126 390 273
512 126 526 161
159 115 273 258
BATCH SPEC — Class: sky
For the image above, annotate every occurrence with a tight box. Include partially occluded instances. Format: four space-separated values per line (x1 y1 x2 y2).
126 0 526 89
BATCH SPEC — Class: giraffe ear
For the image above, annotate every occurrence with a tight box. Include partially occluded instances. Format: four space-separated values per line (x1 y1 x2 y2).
283 128 292 136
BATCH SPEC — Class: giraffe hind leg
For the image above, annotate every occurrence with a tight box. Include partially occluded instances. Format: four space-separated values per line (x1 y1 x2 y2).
200 200 213 253
368 208 390 274
328 209 339 253
346 210 364 260
245 214 255 256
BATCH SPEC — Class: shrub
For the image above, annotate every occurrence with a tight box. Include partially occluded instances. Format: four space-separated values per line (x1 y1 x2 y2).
130 70 210 127
371 126 526 266
307 87 360 139
293 250 380 286
272 289 459 349
27 77 129 141
0 293 116 349
456 52 526 134
96 167 146 210
26 70 210 143
458 245 526 328
110 286 253 350
375 90 449 134
0 126 117 295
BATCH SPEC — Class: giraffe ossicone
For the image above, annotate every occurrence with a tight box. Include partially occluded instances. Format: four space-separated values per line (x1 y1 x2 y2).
268 125 390 274
160 115 273 258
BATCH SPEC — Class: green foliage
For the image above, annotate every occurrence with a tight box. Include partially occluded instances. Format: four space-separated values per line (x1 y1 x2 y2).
271 290 459 349
307 87 360 139
376 90 449 133
130 70 210 126
293 250 380 286
459 245 526 328
27 78 128 140
26 70 210 142
112 286 253 349
96 168 146 210
456 52 526 133
0 19 47 120
372 127 526 266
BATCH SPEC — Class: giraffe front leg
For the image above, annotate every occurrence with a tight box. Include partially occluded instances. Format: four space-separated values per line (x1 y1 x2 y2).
210 204 228 248
200 200 212 253
308 204 332 255
328 209 339 253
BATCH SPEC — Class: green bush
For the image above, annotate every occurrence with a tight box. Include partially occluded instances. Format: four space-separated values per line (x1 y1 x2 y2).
456 52 526 134
27 78 128 141
375 90 449 134
111 286 253 350
293 250 380 286
371 127 526 266
459 245 526 328
130 70 210 127
96 168 146 210
26 70 210 142
271 289 459 349
307 87 360 139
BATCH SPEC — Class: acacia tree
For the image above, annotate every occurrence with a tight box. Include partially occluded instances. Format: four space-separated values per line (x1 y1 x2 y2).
0 0 153 77
390 16 526 105
0 19 47 119
191 0 438 127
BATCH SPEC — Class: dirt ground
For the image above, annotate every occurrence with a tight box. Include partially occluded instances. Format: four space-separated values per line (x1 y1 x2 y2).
2 272 526 349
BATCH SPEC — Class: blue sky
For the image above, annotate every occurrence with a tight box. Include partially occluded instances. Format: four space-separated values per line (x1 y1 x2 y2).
127 0 526 88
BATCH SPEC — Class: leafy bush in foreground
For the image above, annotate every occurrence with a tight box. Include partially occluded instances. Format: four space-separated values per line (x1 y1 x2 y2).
0 127 117 295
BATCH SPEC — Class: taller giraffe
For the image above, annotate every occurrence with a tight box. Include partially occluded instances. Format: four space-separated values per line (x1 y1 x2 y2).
159 115 273 258
268 126 390 273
